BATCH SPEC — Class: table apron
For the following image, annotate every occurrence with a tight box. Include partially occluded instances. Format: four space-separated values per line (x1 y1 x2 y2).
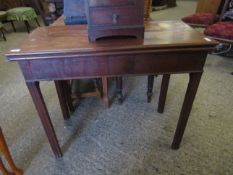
18 51 207 81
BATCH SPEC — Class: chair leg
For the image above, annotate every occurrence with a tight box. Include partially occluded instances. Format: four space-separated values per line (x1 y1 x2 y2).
24 21 30 33
0 29 6 41
35 18 40 27
0 158 14 175
158 74 170 113
63 80 75 113
0 128 23 175
3 27 9 33
10 21 16 32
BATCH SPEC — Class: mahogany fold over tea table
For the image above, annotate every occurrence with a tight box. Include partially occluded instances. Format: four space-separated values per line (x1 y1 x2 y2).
6 21 217 158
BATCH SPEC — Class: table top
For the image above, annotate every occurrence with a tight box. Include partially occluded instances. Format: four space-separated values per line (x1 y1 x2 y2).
6 20 218 61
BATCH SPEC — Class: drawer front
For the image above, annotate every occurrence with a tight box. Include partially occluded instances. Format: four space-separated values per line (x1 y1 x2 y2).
89 0 135 7
89 6 143 26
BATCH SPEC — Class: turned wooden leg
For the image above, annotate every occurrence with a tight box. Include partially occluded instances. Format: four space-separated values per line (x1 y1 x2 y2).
26 81 62 157
102 77 109 108
147 75 155 102
158 74 171 113
116 77 123 104
0 128 23 175
171 72 202 149
55 81 71 120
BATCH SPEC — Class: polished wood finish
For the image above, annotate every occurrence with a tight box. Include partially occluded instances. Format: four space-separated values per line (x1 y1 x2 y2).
26 82 62 157
0 128 23 175
6 21 217 157
52 16 110 108
172 72 202 149
86 0 145 41
158 74 170 113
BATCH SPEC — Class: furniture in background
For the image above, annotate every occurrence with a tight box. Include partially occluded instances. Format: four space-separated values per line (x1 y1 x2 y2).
0 127 23 175
0 22 6 41
0 11 7 23
0 11 7 41
44 0 63 19
167 0 176 7
0 10 16 33
5 21 217 157
144 0 152 21
63 0 87 25
182 0 222 28
152 0 176 10
115 0 154 103
7 6 40 33
0 0 40 33
204 0 233 57
33 0 58 26
86 0 145 41
52 17 109 109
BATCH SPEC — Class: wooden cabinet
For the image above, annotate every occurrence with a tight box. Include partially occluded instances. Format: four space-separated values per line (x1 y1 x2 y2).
86 0 144 41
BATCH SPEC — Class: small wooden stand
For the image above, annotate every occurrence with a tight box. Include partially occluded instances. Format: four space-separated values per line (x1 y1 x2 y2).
85 0 145 41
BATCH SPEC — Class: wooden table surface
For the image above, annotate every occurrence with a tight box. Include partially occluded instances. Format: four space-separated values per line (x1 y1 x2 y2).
7 21 216 60
6 20 218 158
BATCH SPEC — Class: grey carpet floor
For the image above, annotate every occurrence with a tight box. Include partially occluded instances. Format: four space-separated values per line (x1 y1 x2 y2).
0 1 233 175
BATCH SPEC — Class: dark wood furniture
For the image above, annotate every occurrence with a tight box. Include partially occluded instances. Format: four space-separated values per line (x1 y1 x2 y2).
85 0 145 41
0 127 23 175
182 0 222 28
52 16 110 108
6 21 217 157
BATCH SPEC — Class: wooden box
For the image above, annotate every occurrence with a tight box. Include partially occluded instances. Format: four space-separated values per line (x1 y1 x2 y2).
85 0 145 41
